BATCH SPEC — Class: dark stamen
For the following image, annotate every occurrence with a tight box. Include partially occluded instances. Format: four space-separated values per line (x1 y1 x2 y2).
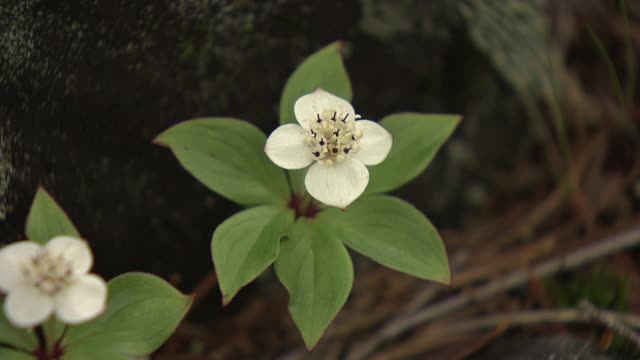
316 114 322 123
313 151 320 157
342 114 349 123
331 112 337 121
351 135 355 140
344 148 350 154
333 129 340 136
332 148 338 154
319 139 325 145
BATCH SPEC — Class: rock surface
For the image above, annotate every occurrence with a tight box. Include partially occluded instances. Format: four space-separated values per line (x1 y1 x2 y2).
0 0 537 288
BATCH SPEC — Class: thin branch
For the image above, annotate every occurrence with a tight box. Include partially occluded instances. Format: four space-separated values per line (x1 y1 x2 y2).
346 224 640 360
190 271 218 309
370 308 640 360
579 300 640 348
440 308 640 335
450 323 509 360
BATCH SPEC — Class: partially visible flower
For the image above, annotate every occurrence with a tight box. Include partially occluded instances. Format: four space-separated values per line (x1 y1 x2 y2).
265 89 392 208
0 236 107 328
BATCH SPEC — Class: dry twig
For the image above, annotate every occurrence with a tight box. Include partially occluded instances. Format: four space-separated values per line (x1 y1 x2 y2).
369 308 640 359
579 300 640 348
347 224 640 360
190 271 218 308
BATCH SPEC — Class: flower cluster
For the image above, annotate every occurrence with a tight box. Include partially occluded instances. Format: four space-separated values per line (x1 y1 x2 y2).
265 89 392 208
0 236 107 328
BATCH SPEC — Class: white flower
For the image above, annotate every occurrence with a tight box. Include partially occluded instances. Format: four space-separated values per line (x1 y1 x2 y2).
265 89 392 208
0 236 107 328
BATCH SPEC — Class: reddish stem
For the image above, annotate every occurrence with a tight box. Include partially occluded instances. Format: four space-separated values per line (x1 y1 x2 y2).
287 193 319 219
32 342 63 360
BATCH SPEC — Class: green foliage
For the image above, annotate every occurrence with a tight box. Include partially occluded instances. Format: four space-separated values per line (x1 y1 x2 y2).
321 195 450 284
609 334 640 360
279 42 352 126
63 273 192 358
212 205 295 305
0 300 38 353
275 219 353 349
15 189 191 358
25 187 80 245
62 350 130 360
545 267 630 310
158 41 458 350
155 118 290 206
366 113 460 194
0 348 34 360
546 267 635 357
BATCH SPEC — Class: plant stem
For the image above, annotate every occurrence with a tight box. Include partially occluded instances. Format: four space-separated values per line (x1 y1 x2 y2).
42 318 59 358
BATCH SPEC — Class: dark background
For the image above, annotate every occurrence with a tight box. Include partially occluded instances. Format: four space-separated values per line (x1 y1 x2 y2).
0 0 467 285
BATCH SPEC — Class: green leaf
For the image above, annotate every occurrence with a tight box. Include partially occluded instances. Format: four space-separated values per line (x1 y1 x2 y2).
275 218 353 349
212 205 294 305
62 350 129 360
0 301 38 352
0 348 35 360
321 195 450 284
62 273 191 357
155 118 290 206
25 187 80 244
279 42 352 126
365 113 460 194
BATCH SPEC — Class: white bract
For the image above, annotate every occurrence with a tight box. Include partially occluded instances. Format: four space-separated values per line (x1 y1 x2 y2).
265 89 392 208
0 236 107 328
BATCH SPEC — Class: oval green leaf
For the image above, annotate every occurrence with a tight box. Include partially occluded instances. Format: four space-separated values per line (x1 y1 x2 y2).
279 41 352 125
62 273 191 357
0 301 38 352
25 187 80 244
212 205 294 305
154 118 290 206
365 113 461 194
321 195 450 284
274 218 353 349
0 348 35 360
62 349 129 360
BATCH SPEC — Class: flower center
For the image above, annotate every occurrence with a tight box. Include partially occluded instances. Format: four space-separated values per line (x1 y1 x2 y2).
22 250 73 296
305 109 363 165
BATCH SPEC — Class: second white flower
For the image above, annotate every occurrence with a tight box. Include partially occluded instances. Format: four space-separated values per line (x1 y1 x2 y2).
0 236 107 328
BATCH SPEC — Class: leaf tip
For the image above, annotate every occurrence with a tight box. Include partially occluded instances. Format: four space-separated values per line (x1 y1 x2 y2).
221 294 234 307
430 255 452 287
219 283 242 308
184 294 195 312
435 270 452 287
151 132 169 147
33 184 52 200
302 335 320 352
332 40 344 53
